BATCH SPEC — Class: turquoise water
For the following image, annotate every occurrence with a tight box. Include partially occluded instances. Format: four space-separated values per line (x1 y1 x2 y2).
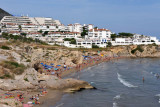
53 58 160 107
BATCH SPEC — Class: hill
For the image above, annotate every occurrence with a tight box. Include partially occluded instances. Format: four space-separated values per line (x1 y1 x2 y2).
0 8 12 20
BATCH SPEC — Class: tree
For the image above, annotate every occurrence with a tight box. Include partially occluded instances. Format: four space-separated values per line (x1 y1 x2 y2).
111 34 117 41
118 32 133 37
107 42 112 47
38 30 43 33
43 31 49 36
81 27 88 37
18 25 22 32
94 26 98 29
21 33 27 36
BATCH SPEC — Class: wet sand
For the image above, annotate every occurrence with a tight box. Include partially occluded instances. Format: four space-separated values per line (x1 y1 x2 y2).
36 90 63 107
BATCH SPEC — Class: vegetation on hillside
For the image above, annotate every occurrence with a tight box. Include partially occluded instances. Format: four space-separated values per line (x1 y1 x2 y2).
1 45 11 50
0 61 26 75
131 45 144 54
1 32 48 45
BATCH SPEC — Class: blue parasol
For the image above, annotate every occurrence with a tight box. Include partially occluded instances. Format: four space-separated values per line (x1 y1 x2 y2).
51 63 54 65
54 68 58 70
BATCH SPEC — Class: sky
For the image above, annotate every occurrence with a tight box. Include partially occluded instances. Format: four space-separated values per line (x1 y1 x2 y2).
1 0 160 38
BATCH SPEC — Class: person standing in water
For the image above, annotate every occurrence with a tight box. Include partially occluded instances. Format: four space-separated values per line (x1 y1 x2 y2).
143 77 145 83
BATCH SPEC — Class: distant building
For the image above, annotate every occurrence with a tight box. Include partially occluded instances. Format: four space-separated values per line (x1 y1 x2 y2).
111 34 160 46
87 28 112 42
1 16 60 26
67 23 83 33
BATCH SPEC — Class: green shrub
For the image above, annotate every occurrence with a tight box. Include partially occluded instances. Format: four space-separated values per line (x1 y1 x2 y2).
107 42 112 47
131 45 144 54
26 59 31 62
64 38 76 44
131 49 136 54
24 78 29 82
1 33 47 45
1 45 10 50
92 45 99 48
4 102 8 105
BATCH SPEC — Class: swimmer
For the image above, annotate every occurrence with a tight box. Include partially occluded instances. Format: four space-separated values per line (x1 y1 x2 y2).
143 77 145 83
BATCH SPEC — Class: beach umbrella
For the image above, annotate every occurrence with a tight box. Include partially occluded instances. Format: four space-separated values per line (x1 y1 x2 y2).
51 63 54 65
5 93 12 95
54 68 58 70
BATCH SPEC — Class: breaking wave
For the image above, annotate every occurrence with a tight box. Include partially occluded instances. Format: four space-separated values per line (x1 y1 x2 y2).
113 102 118 107
114 95 121 100
117 73 138 88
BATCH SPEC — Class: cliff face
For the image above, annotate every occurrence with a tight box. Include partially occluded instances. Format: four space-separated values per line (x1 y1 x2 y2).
0 8 12 20
110 45 160 58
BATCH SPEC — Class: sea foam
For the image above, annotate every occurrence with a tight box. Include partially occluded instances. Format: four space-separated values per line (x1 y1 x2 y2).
155 94 160 103
56 103 64 107
114 95 121 100
113 102 118 107
117 73 138 88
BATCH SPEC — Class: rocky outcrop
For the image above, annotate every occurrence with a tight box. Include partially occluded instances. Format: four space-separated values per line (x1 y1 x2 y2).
0 68 94 92
38 75 94 92
0 68 38 91
0 99 22 107
110 45 160 58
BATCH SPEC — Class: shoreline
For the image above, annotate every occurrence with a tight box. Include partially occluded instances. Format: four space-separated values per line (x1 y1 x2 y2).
40 56 127 107
0 56 158 107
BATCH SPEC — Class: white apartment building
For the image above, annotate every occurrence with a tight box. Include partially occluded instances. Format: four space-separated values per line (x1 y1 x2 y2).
83 24 94 31
0 23 39 33
67 23 83 33
112 34 160 46
73 23 83 33
112 38 133 46
87 24 94 30
87 28 112 42
21 24 38 32
1 23 19 32
26 32 81 45
1 16 60 26
76 38 107 48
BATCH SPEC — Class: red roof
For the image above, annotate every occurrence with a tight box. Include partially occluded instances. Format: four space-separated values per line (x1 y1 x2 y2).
48 32 80 35
28 32 41 34
9 31 20 33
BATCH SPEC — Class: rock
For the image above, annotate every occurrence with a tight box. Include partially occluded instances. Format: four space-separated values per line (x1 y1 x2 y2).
0 99 22 107
38 76 94 92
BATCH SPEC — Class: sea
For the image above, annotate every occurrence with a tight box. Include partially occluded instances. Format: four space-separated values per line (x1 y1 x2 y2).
52 58 160 107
